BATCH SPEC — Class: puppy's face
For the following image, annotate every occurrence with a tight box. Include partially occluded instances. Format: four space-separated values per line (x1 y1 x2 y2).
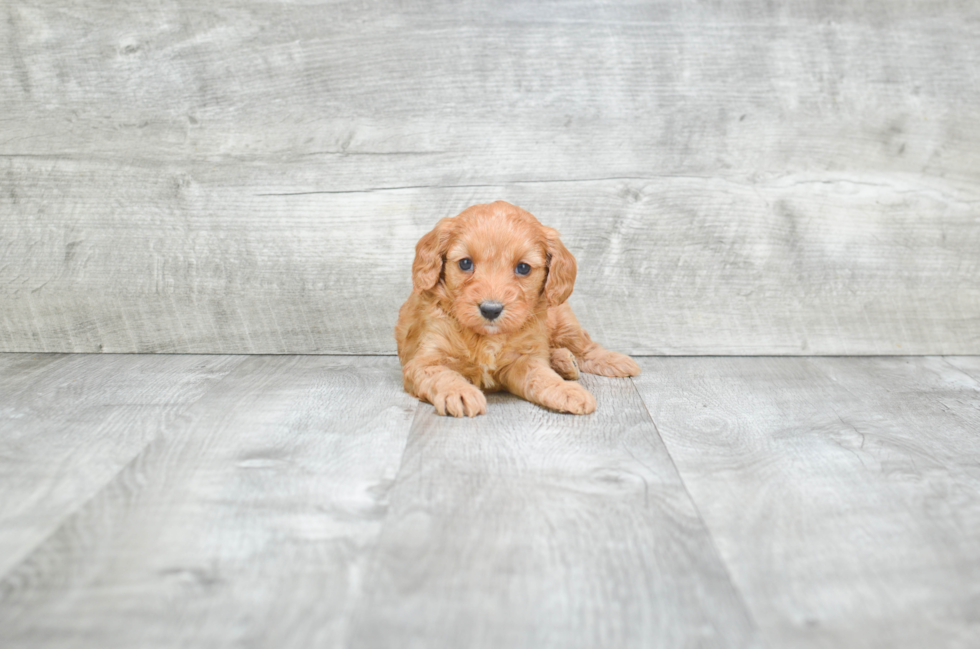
412 201 576 336
444 217 548 335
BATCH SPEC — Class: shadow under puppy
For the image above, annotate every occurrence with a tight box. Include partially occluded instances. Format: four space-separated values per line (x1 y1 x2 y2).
395 201 640 417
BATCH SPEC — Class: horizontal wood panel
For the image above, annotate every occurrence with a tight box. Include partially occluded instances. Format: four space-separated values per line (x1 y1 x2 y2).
2 159 977 354
3 1 979 174
2 0 979 354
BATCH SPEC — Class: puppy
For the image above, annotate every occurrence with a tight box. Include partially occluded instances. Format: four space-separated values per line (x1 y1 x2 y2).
395 201 640 417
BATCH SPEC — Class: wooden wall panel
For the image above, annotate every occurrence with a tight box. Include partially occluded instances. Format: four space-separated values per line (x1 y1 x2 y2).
2 1 978 354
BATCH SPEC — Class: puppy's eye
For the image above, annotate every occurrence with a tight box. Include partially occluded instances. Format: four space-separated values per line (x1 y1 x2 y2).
458 258 473 271
515 262 531 276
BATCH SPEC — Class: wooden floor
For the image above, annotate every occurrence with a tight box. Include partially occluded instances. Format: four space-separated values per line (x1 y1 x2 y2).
1 354 978 649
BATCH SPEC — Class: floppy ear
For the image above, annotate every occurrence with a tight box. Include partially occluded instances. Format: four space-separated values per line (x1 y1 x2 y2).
542 226 577 306
412 217 452 293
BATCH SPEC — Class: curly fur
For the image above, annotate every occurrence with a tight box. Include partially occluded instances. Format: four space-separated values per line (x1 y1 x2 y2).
395 201 640 417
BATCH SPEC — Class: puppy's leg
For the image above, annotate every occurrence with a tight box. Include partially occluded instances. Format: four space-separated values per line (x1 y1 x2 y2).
550 347 580 380
500 357 596 415
403 360 487 417
549 304 640 377
575 336 641 377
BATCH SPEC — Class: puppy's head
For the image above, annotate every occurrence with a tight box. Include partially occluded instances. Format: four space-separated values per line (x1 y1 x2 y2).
412 201 576 335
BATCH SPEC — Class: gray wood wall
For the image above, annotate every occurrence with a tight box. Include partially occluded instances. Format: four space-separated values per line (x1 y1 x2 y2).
2 0 978 355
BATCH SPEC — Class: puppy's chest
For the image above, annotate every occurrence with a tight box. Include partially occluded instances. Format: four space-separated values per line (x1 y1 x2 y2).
466 340 505 390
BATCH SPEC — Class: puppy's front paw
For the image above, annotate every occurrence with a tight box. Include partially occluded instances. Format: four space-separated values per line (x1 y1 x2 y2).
431 382 487 418
579 350 641 377
541 382 596 415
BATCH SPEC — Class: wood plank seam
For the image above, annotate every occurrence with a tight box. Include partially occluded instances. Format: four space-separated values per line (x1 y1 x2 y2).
337 401 428 649
627 375 766 646
941 356 980 387
630 356 980 648
346 374 763 647
0 356 422 648
0 355 250 583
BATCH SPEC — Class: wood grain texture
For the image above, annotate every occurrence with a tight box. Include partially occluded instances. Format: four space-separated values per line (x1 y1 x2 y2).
633 356 980 649
347 373 761 649
944 356 980 383
2 1 979 354
0 356 418 649
0 352 240 577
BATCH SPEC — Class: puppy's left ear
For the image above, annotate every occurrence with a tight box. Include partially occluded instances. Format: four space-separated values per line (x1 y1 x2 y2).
412 217 452 293
543 226 577 306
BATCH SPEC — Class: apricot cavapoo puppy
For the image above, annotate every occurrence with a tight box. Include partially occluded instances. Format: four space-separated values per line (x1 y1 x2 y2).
395 201 640 417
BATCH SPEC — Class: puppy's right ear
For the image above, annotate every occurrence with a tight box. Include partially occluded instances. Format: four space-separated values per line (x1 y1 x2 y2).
412 217 452 293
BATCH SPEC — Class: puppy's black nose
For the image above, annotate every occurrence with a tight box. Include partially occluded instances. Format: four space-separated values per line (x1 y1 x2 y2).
479 301 504 321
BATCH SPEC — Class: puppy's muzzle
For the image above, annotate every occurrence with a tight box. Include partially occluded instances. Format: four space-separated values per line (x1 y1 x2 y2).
479 301 504 321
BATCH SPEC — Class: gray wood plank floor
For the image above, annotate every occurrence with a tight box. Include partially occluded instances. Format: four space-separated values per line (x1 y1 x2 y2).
0 353 241 576
1 354 978 648
0 356 417 649
633 357 980 649
347 374 759 649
